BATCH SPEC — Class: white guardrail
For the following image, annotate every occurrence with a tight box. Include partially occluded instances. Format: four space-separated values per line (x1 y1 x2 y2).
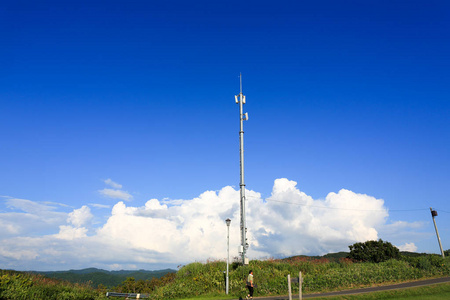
106 292 149 299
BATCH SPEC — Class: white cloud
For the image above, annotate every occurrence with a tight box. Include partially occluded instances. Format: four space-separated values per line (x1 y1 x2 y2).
54 225 88 240
247 179 388 257
0 179 427 271
99 188 133 201
90 203 111 209
104 179 122 189
67 206 93 227
0 243 38 260
378 220 428 245
95 179 390 262
397 242 418 252
0 198 67 238
5 198 59 214
0 219 20 234
384 220 424 231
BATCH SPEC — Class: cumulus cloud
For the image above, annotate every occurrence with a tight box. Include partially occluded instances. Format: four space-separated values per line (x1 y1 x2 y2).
247 179 388 257
0 179 424 271
397 242 418 252
99 188 133 201
83 179 391 263
96 186 242 262
54 225 88 240
67 206 93 227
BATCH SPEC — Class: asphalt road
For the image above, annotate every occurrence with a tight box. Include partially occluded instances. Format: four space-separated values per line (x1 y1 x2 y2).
241 276 450 300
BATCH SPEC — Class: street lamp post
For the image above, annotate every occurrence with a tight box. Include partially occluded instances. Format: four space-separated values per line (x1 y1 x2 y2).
226 218 231 294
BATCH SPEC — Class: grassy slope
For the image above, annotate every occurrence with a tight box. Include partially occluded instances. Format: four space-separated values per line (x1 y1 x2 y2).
152 255 450 299
1 254 449 299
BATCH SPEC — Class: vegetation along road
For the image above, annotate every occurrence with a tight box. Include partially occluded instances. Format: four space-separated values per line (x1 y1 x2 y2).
2 241 449 299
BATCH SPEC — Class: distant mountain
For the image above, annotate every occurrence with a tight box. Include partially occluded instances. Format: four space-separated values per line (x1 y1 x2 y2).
33 268 176 288
41 267 110 275
282 252 350 262
400 251 431 257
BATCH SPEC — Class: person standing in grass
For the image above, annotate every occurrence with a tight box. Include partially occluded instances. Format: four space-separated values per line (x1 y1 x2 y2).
246 270 254 300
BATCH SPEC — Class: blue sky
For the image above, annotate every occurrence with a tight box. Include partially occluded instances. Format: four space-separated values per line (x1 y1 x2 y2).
1 0 449 271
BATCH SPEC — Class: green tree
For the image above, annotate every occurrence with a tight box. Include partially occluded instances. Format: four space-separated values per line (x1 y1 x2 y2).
117 277 136 293
96 283 107 294
348 239 400 263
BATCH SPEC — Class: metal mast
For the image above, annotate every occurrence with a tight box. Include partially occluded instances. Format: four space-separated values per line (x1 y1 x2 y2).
235 73 249 264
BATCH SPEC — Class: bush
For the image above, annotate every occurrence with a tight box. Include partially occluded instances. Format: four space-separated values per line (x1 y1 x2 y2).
348 239 400 263
402 254 449 272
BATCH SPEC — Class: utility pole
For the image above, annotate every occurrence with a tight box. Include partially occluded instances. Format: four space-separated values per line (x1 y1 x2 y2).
235 73 249 265
430 207 445 258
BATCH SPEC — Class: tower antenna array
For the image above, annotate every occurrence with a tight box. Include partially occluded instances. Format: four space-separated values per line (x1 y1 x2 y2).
235 73 249 264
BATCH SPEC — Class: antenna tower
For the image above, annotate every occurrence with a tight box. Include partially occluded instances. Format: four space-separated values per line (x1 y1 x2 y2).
235 73 249 265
